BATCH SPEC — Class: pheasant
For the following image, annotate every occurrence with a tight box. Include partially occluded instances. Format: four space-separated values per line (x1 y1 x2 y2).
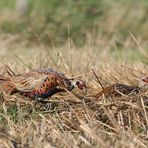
0 67 86 101
95 76 148 99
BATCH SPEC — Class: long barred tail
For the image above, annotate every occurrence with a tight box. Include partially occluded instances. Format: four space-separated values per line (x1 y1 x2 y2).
0 74 16 94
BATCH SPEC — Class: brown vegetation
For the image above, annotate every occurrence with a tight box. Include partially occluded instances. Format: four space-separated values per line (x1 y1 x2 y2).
0 45 147 148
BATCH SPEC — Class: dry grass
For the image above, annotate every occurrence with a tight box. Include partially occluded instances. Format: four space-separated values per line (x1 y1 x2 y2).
0 2 147 147
0 41 147 148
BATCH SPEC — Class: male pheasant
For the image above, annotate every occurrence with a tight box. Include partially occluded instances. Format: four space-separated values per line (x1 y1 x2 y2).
95 76 148 99
0 67 86 101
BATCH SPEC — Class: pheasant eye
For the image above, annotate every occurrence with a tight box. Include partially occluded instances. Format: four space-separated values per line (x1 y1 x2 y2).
76 80 86 90
76 81 80 85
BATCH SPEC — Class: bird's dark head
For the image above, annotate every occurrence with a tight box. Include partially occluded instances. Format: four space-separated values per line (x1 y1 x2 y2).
73 80 87 93
75 80 86 89
64 78 87 93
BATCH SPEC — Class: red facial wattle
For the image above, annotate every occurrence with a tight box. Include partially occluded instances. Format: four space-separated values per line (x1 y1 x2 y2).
77 81 86 90
142 77 148 83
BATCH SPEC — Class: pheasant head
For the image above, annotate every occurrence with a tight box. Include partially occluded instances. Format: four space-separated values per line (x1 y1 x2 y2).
74 80 86 91
138 76 148 88
65 79 87 93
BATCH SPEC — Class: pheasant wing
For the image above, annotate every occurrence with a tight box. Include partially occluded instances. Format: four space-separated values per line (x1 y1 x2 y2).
11 73 50 92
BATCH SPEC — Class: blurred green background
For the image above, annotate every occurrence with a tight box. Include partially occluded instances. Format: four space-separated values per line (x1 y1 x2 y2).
0 0 148 46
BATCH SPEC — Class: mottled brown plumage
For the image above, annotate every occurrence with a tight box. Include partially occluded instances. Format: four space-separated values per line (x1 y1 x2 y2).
0 67 86 101
95 76 148 99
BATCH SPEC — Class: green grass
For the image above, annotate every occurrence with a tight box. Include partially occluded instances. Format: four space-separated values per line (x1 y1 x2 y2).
0 0 15 9
0 0 148 46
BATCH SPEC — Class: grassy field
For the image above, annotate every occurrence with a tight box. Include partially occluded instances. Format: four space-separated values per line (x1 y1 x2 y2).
0 45 147 148
0 0 148 148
